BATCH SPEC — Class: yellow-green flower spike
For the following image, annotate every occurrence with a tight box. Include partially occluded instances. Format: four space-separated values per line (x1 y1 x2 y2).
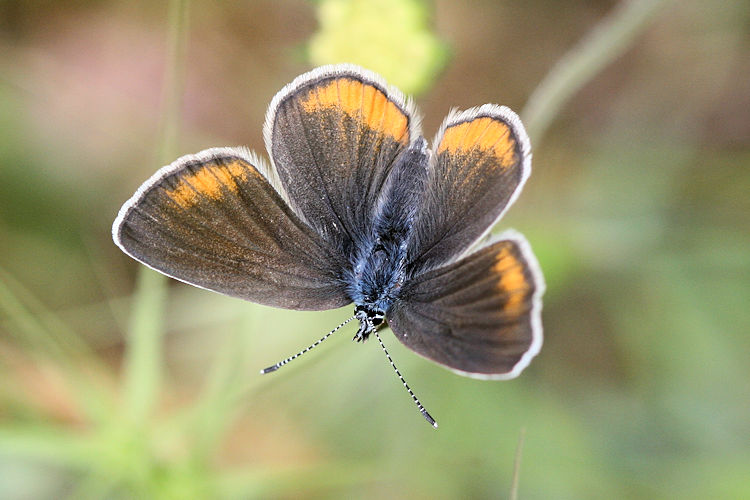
308 0 449 95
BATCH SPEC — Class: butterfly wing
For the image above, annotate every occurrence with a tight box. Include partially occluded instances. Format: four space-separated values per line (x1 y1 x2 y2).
264 64 419 253
113 147 350 310
406 105 531 272
387 232 544 379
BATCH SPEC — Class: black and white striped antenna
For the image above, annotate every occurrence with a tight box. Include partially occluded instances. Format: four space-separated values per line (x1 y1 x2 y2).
260 316 355 374
260 315 437 428
373 330 437 428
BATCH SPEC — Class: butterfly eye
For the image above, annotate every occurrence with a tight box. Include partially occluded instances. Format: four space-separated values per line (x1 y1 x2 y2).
368 308 385 326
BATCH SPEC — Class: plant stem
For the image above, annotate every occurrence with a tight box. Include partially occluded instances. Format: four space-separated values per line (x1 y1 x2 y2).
122 0 190 425
509 427 526 500
521 0 673 145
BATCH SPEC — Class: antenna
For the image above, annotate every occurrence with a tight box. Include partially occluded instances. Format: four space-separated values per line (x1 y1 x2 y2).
374 330 438 429
260 316 355 374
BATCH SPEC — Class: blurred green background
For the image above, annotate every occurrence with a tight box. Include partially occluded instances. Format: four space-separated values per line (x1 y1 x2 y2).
1 0 749 498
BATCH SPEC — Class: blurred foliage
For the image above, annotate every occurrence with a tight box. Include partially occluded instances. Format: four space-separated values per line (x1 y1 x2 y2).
1 0 749 499
308 0 448 95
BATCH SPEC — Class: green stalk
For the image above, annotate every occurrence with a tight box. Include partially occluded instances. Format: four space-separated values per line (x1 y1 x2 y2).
521 0 673 145
0 267 113 422
122 0 190 425
509 427 526 500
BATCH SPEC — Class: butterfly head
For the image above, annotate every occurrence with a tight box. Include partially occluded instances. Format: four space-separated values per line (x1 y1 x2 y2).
353 304 384 343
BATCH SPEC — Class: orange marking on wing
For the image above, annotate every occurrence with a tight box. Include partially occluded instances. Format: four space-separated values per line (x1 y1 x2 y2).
166 160 250 208
340 78 361 114
300 78 408 142
438 118 517 168
492 246 530 313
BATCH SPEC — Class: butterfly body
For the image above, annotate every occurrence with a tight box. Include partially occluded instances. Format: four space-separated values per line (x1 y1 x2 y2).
347 137 429 341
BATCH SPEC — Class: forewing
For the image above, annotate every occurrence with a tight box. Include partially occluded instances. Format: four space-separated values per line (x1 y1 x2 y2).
264 64 418 251
387 231 544 379
407 105 531 272
113 147 350 310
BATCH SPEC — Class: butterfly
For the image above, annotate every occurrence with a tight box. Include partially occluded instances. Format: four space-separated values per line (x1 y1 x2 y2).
113 64 544 427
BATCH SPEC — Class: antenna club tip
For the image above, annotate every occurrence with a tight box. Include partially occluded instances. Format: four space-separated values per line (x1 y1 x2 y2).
421 410 438 428
261 365 279 374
